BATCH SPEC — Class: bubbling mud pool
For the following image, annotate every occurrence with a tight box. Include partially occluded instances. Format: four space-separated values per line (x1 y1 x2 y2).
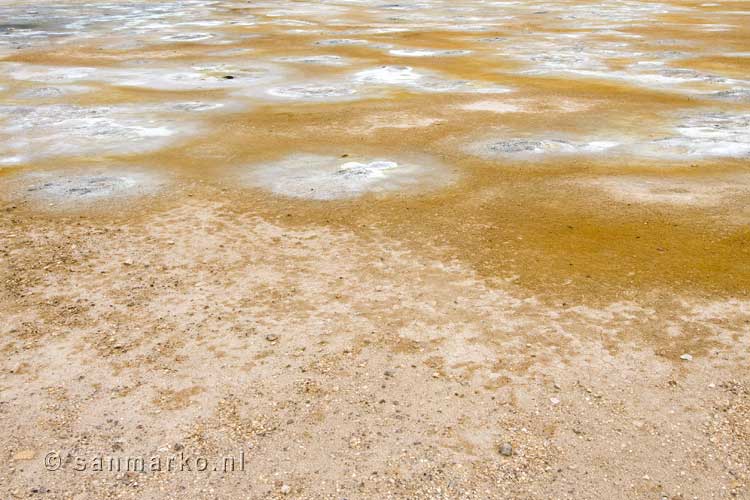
0 0 749 296
241 154 455 200
2 167 167 209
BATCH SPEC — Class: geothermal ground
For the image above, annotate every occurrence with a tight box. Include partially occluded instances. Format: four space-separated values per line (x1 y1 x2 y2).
1 0 749 498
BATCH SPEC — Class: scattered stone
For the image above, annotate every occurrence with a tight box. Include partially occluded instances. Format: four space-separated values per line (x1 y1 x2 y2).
265 334 279 342
499 443 513 456
280 484 291 495
680 354 693 361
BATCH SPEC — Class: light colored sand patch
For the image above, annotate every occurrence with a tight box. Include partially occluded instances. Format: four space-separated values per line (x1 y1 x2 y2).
459 98 594 114
361 115 442 132
459 100 523 113
580 174 750 206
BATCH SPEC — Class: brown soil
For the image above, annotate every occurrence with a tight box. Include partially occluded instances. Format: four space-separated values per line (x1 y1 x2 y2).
1 0 749 498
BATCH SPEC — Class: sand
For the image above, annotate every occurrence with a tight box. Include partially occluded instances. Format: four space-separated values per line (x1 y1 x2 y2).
0 0 749 498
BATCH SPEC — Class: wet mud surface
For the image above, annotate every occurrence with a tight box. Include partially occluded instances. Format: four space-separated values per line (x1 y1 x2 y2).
0 0 749 498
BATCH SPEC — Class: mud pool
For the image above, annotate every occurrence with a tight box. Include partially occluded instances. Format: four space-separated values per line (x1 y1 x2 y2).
0 0 749 296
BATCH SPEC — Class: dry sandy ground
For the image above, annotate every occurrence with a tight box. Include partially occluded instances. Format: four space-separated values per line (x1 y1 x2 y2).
1 0 749 498
1 186 748 499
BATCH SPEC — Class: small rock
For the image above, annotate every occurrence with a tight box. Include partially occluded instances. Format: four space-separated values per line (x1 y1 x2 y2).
550 397 561 405
680 354 693 361
280 484 291 495
499 443 513 456
265 334 279 342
